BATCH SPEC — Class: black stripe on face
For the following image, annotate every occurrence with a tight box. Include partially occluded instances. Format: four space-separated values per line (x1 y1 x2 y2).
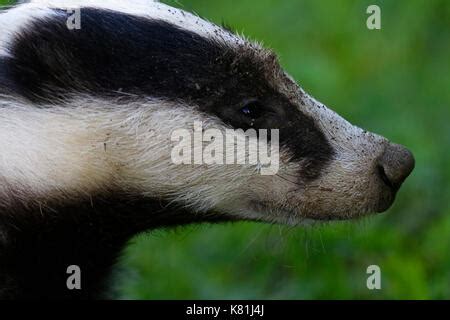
0 57 18 95
4 8 334 180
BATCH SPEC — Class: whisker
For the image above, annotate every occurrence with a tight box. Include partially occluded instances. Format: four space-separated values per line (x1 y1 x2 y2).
275 173 304 187
277 171 300 178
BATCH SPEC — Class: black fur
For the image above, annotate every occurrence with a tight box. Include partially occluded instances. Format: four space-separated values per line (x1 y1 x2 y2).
0 57 18 95
0 194 234 299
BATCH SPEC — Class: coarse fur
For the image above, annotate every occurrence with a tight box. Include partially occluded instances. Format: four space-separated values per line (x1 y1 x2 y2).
0 0 413 299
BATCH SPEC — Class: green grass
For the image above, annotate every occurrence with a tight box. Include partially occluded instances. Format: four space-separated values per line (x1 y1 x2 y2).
1 0 449 299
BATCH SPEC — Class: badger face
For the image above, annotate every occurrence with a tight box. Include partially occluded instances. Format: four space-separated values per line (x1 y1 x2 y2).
0 0 414 225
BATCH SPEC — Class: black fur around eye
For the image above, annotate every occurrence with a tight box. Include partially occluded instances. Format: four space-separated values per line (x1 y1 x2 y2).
240 101 264 120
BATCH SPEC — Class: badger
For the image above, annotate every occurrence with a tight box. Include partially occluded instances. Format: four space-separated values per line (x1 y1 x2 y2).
0 0 415 299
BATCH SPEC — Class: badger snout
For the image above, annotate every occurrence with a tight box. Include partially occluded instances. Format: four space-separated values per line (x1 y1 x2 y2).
272 94 416 221
375 143 415 212
377 143 415 191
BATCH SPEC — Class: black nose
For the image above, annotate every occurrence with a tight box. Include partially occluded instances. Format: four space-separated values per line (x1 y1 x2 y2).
377 143 415 190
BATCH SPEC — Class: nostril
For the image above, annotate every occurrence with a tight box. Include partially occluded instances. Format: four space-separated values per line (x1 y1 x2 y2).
378 143 415 190
377 165 395 189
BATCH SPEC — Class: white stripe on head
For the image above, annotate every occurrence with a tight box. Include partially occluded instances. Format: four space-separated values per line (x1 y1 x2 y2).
0 95 289 220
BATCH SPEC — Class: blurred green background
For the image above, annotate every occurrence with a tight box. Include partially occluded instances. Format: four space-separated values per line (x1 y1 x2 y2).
2 0 449 299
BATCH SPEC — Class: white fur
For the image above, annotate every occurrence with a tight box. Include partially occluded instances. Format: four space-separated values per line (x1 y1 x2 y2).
0 96 293 222
0 92 388 222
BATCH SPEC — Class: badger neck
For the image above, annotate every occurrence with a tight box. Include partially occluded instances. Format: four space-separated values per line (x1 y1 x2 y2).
0 196 228 299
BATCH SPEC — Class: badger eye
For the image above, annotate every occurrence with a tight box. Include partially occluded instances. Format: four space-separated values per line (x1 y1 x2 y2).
240 101 263 119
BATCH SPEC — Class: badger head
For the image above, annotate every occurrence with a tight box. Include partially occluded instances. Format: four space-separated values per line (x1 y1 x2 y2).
0 0 414 226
